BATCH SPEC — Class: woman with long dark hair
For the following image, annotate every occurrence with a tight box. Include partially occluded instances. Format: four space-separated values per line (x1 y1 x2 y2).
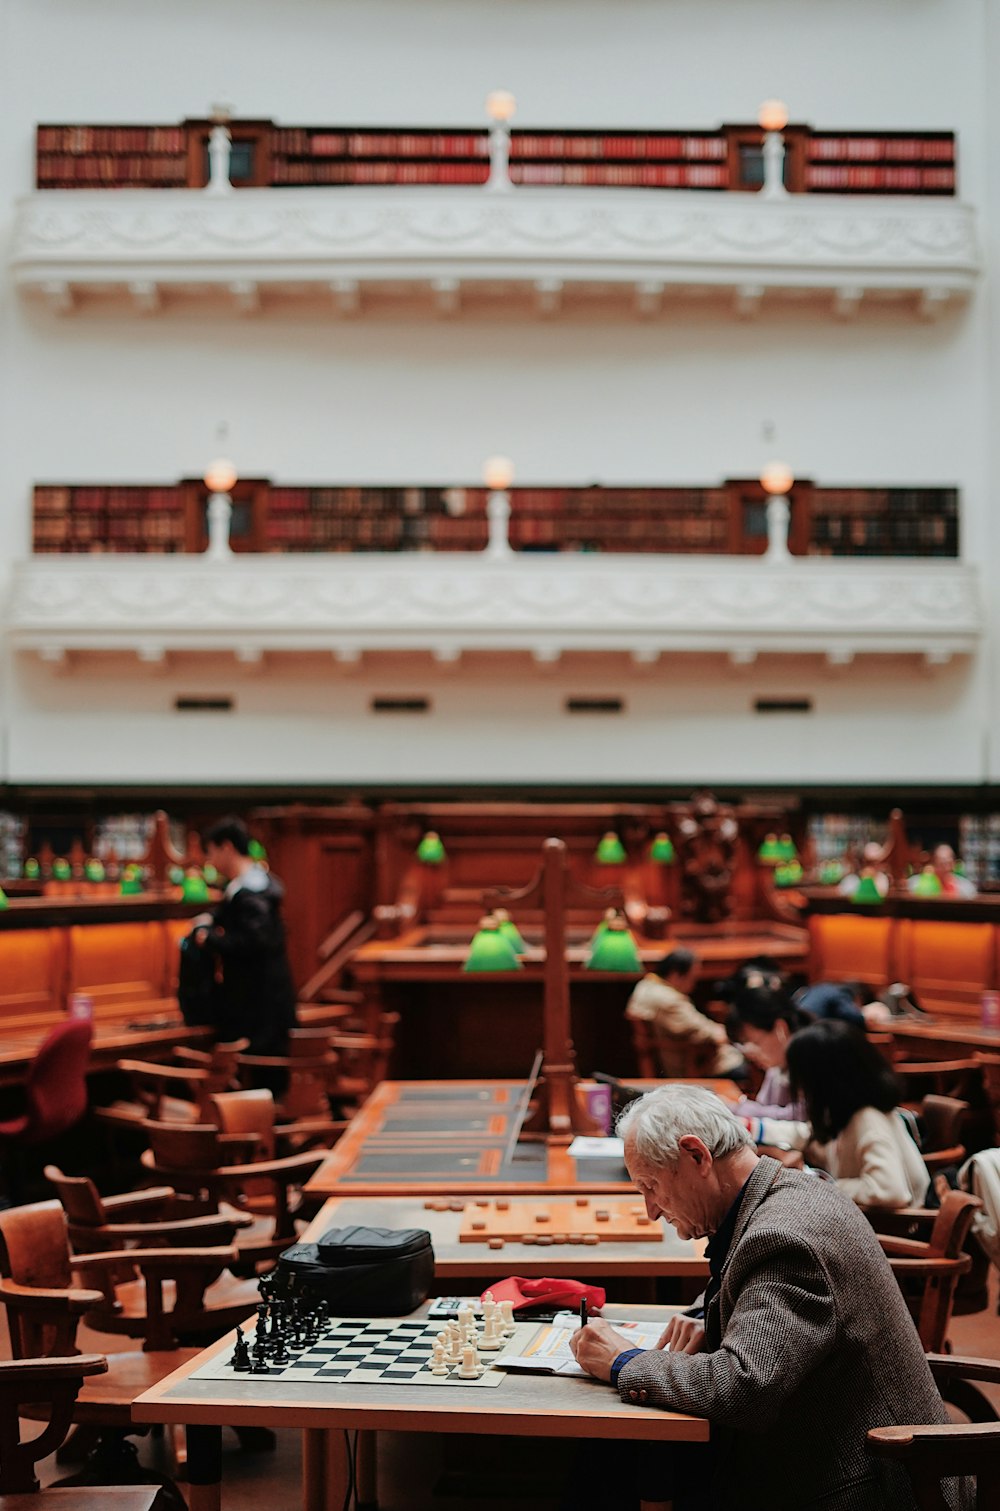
786 1019 928 1209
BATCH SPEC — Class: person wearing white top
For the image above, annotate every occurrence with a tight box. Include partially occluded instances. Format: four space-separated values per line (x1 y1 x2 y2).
785 1019 929 1210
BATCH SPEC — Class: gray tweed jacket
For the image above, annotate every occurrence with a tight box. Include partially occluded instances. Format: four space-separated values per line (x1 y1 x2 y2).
617 1156 968 1511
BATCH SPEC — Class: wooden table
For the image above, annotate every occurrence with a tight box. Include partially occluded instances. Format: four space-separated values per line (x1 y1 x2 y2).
0 1012 212 1088
348 921 808 1079
887 1018 1000 1061
304 1078 740 1201
132 1302 707 1511
304 1195 708 1285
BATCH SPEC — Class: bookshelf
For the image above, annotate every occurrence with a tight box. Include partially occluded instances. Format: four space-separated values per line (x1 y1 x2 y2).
35 121 957 198
32 485 187 553
509 132 729 189
31 482 960 558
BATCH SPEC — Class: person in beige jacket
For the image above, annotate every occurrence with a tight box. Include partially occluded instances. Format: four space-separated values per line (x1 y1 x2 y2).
784 1019 929 1209
626 949 745 1079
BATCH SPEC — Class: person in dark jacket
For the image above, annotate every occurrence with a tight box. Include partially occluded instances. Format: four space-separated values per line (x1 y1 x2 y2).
570 1085 966 1511
193 816 297 1058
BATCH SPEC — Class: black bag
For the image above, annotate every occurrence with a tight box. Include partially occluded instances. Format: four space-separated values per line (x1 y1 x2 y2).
177 930 216 1028
277 1225 434 1316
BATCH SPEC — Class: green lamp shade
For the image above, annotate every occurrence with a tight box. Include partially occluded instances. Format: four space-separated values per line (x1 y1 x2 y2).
248 839 267 862
493 910 527 954
757 834 782 863
587 920 642 973
182 874 210 903
852 875 884 905
84 860 106 882
417 831 447 865
776 834 798 862
169 865 186 886
463 918 522 973
0 886 8 910
774 861 804 888
120 877 144 895
23 859 40 879
595 831 627 865
818 860 846 885
913 869 943 897
590 908 619 947
650 832 675 863
203 863 220 885
52 858 72 880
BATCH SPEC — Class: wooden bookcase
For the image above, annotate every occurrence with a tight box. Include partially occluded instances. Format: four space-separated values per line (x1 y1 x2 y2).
35 121 958 197
31 481 960 558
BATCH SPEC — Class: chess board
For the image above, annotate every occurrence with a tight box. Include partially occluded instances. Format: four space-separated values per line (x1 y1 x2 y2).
450 1197 662 1246
193 1317 541 1389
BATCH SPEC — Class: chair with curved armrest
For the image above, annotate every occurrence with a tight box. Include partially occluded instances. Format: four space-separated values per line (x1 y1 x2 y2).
868 1354 1000 1509
43 1166 253 1255
876 1191 981 1352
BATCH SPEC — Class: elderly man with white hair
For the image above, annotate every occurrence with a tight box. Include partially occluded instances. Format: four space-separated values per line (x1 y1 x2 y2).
569 1085 962 1511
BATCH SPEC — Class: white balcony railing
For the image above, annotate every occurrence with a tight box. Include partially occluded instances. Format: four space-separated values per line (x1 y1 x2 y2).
10 182 980 319
7 549 982 669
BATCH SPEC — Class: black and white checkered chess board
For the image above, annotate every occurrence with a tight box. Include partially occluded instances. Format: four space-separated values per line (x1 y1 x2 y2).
193 1317 538 1389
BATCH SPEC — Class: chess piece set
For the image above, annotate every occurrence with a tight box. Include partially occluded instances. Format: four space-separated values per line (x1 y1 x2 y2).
429 1292 516 1380
229 1272 330 1374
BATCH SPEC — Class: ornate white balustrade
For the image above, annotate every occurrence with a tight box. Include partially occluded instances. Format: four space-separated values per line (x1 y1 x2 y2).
10 184 980 319
7 552 982 669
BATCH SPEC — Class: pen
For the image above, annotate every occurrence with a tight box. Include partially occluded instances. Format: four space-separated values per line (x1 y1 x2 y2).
580 1297 588 1329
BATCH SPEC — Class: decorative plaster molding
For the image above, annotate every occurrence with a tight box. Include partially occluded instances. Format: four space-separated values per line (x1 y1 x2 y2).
10 187 980 313
6 555 982 663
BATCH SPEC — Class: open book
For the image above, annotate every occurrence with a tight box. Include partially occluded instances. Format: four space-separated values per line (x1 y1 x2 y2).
497 1312 666 1377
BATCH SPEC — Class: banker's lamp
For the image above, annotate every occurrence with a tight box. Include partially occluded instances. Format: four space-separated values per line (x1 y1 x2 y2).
493 908 527 954
595 831 627 865
650 831 675 863
416 830 447 865
586 917 642 973
463 914 523 972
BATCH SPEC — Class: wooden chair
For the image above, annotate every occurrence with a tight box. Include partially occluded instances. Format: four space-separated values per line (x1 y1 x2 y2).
875 1191 981 1352
894 1058 982 1104
0 1203 203 1474
0 1353 161 1511
919 1094 970 1173
94 1040 248 1131
139 1118 327 1266
42 1167 253 1256
973 1052 1000 1143
0 1200 257 1355
628 1015 659 1079
868 1354 1000 1508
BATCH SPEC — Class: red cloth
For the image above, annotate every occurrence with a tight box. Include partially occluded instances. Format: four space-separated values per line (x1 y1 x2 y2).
482 1276 606 1312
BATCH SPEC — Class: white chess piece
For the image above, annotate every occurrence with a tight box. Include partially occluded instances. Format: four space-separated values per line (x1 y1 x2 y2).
457 1343 483 1379
479 1309 502 1351
499 1300 516 1336
430 1342 448 1376
458 1303 475 1332
446 1321 463 1364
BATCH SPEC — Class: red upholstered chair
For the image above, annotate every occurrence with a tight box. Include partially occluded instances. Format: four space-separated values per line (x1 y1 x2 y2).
0 1020 92 1203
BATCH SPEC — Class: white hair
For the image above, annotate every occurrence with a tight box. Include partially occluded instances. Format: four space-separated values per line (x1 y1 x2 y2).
617 1084 753 1166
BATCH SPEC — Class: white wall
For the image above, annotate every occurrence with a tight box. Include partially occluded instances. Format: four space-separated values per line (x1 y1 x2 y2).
0 0 995 791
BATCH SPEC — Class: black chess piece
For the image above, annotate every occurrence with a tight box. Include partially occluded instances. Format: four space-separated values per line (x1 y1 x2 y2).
270 1301 290 1366
251 1330 271 1374
231 1325 252 1373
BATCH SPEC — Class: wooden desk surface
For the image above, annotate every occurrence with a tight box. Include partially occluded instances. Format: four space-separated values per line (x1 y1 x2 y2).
0 1013 212 1087
304 1078 740 1200
132 1301 707 1444
305 1196 708 1279
887 1018 1000 1058
349 921 808 981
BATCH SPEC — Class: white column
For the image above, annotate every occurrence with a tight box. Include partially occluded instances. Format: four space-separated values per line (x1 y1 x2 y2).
485 489 513 555
206 491 234 557
206 124 233 195
764 494 791 560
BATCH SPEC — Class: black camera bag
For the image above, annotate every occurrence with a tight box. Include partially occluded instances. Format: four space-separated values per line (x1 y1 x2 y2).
277 1225 434 1316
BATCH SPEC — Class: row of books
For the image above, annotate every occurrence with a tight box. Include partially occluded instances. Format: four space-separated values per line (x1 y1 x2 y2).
272 130 489 158
37 126 187 153
808 136 954 162
511 134 729 160
34 487 185 515
510 164 728 187
805 166 955 191
38 155 187 185
270 161 489 185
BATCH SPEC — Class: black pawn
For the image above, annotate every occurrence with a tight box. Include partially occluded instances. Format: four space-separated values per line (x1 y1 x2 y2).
231 1326 252 1373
